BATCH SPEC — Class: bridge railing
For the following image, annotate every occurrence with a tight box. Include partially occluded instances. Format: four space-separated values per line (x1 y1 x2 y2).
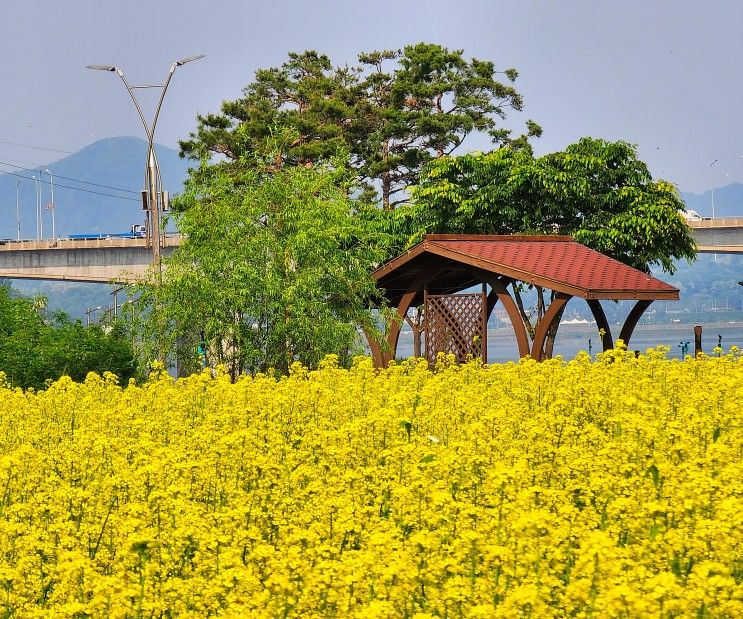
687 217 743 228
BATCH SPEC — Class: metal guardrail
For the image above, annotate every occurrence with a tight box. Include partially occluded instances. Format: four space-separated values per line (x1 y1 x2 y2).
0 235 183 251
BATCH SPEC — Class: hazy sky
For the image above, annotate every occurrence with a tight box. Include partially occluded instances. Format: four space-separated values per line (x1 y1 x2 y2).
1 0 741 194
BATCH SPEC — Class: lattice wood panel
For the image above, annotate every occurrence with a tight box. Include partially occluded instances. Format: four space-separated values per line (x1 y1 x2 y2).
424 292 487 363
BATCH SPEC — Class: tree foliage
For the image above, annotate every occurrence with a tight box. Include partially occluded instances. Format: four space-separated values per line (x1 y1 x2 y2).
398 138 697 347
134 150 386 378
0 284 136 390
405 138 696 273
179 43 539 210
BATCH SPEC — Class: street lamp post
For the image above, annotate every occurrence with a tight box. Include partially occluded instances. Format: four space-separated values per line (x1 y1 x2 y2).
15 181 21 241
111 286 124 317
86 305 103 327
45 169 56 242
87 55 204 265
710 159 717 219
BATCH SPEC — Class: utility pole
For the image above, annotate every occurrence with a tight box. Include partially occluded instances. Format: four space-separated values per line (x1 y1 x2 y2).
15 180 21 241
45 169 56 242
32 175 40 240
38 172 43 239
111 286 124 317
86 306 102 327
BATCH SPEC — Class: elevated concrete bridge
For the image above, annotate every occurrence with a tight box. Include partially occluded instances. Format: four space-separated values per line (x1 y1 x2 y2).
0 218 740 284
687 218 743 253
0 236 181 283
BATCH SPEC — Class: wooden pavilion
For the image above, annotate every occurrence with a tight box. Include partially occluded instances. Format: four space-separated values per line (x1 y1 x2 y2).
368 234 679 366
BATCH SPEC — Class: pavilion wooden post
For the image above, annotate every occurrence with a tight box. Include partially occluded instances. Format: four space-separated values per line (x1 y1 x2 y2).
587 299 614 351
694 325 703 356
618 300 653 346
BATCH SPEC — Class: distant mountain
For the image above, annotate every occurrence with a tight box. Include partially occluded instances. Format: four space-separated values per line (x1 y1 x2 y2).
0 137 191 239
681 183 743 218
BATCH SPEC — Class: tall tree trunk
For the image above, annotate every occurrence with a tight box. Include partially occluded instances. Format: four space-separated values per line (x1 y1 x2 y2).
543 290 564 359
511 285 566 359
543 302 567 359
381 139 391 210
405 307 424 358
536 287 546 325
231 330 238 382
511 285 536 341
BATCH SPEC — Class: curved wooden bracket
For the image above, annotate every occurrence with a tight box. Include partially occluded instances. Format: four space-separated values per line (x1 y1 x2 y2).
485 276 513 318
543 300 568 359
474 270 529 358
383 289 417 365
531 293 572 360
486 288 498 318
587 299 614 351
619 299 652 347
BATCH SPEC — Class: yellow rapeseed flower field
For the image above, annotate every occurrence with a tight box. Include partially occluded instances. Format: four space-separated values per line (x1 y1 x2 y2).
0 347 741 617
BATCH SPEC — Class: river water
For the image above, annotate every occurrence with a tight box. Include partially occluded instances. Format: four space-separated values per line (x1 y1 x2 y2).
395 322 743 363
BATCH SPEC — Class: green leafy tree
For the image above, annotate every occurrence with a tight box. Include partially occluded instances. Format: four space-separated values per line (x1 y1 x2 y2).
179 43 539 211
175 44 539 364
179 51 356 170
134 150 386 378
353 43 540 209
0 285 136 390
397 138 696 354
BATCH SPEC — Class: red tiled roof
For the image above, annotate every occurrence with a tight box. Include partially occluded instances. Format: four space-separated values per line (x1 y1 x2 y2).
374 235 679 302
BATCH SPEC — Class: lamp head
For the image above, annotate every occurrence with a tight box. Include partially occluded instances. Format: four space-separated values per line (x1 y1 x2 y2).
86 64 117 72
174 54 204 67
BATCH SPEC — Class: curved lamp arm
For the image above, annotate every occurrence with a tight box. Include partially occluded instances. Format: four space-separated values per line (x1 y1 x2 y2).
149 55 204 193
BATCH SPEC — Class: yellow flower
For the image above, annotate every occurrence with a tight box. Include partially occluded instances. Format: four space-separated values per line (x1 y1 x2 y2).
0 347 740 616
